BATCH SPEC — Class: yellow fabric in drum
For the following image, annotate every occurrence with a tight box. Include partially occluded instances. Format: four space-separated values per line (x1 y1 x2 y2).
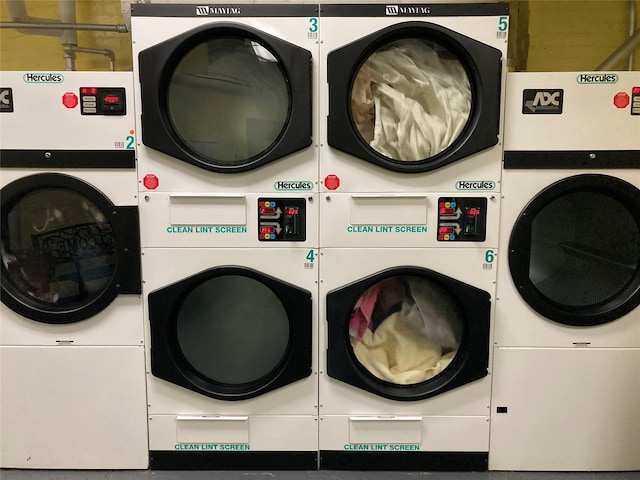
352 312 456 385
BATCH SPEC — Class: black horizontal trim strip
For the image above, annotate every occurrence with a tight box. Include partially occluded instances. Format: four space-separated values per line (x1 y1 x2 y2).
320 450 488 471
0 149 135 169
320 3 509 17
504 150 640 170
132 3 319 17
149 450 318 470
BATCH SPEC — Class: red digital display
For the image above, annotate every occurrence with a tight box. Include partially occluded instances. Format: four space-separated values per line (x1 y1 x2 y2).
285 207 299 215
467 208 481 217
103 95 120 104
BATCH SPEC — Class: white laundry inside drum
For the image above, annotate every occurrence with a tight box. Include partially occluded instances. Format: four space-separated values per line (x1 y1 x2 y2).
350 38 472 162
349 276 463 385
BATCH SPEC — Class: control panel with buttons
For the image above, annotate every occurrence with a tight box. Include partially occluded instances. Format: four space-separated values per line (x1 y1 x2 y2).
437 197 488 242
80 87 127 115
258 198 306 242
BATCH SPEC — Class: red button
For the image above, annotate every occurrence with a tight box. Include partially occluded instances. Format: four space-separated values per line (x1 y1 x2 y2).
613 92 630 109
324 174 340 191
62 92 78 108
143 174 159 190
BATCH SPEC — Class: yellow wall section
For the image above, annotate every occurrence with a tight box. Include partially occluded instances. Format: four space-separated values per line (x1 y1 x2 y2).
0 0 132 71
522 0 640 71
0 0 638 72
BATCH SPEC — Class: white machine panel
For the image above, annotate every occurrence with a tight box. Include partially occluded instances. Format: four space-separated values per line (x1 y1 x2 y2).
0 71 135 151
504 71 640 151
490 347 640 471
140 192 319 248
0 346 148 469
320 192 499 248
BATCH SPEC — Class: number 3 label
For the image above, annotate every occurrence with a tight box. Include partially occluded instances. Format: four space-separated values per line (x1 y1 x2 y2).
309 18 318 33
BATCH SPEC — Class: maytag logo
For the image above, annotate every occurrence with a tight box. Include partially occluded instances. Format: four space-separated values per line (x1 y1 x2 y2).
274 180 314 191
456 180 496 191
386 5 431 15
523 89 563 114
577 73 618 85
197 6 242 15
23 73 64 83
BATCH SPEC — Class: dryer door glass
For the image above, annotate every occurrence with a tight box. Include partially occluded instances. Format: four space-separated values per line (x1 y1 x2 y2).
530 191 639 308
349 275 463 385
2 188 117 307
167 37 290 166
350 38 471 162
176 275 290 385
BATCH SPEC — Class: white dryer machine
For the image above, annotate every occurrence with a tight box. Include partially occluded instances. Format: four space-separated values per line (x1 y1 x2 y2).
319 2 509 194
318 189 500 470
140 173 319 468
490 71 640 471
143 247 318 470
0 71 147 469
131 3 319 194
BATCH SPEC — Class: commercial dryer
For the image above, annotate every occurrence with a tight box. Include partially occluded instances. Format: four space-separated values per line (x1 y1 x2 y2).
318 191 500 470
140 160 319 468
131 2 319 195
490 71 640 471
319 2 509 194
0 71 147 469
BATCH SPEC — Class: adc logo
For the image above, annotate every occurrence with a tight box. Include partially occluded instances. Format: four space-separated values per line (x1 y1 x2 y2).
0 87 13 113
522 89 564 114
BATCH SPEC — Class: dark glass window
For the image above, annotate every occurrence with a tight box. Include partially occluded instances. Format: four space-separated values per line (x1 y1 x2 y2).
167 37 290 166
349 275 463 385
2 188 117 307
176 275 290 385
530 192 640 308
350 38 471 162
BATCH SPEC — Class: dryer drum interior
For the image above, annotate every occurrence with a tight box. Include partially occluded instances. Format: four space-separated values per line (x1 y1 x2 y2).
138 23 312 173
326 268 491 401
509 174 640 326
328 22 503 172
148 267 313 400
0 173 141 324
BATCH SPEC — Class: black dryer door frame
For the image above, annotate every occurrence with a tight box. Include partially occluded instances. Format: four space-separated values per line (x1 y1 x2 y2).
509 173 640 327
0 172 141 324
327 21 503 173
326 266 491 401
138 23 312 173
148 266 313 401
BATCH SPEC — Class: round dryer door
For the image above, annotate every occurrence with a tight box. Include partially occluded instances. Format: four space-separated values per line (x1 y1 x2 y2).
0 173 141 324
328 22 502 172
326 267 490 401
148 267 312 400
138 23 312 173
509 174 640 326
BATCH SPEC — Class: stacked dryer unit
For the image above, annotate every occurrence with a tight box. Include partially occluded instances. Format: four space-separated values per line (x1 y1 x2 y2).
317 3 508 470
0 71 147 468
131 3 320 469
490 72 640 471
